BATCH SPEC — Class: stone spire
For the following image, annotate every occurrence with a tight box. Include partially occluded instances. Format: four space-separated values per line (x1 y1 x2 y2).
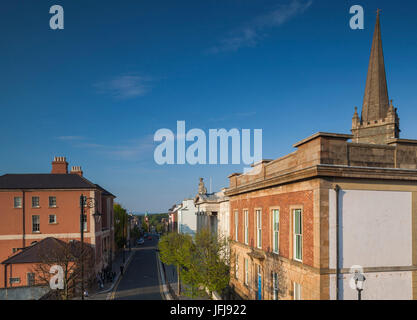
351 11 400 145
361 10 390 122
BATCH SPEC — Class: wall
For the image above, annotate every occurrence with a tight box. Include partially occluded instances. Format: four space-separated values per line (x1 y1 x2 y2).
328 189 413 299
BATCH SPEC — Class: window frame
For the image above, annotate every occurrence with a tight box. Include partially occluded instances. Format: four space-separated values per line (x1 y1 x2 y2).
234 210 239 242
235 254 239 280
32 196 40 208
256 209 262 249
272 209 280 254
27 272 35 286
49 196 57 208
49 214 57 224
32 215 40 232
14 197 22 208
244 258 249 285
272 272 279 300
244 210 249 245
293 282 301 300
293 209 303 262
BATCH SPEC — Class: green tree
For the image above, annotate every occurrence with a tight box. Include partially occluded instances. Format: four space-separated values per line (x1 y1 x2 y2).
158 232 193 296
192 229 230 298
158 229 230 299
114 203 128 249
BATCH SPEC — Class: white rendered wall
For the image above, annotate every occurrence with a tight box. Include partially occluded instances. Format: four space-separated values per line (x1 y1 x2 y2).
328 189 413 300
178 199 198 236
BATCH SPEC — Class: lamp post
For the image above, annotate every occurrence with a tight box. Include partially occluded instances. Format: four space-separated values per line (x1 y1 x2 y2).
80 194 102 300
354 270 366 300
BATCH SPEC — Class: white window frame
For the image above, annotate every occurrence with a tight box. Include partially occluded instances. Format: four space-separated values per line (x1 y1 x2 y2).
49 214 57 224
293 209 302 262
32 196 40 208
32 215 40 232
293 282 301 300
256 210 262 249
49 196 57 208
244 258 249 285
244 210 248 245
14 197 22 208
234 211 239 241
82 214 87 232
272 209 279 254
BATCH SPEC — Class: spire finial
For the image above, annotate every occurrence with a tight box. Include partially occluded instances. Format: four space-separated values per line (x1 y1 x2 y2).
376 8 382 17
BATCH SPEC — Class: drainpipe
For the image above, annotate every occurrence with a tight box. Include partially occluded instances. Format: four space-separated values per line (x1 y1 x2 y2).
334 185 341 300
22 190 26 248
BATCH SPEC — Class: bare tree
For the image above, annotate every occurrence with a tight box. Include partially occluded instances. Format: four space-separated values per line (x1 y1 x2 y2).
32 239 95 300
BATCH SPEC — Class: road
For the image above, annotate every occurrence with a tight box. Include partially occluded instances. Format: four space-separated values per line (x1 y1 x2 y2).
112 237 163 300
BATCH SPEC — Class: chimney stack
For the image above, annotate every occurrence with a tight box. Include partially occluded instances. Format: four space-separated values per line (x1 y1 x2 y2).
51 157 68 174
70 166 83 177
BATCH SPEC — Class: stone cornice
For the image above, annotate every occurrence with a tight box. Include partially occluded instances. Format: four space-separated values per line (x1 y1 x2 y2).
225 164 417 196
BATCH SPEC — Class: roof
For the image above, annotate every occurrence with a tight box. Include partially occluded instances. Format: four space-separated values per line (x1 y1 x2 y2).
1 237 91 264
293 132 353 148
0 174 99 190
95 184 116 198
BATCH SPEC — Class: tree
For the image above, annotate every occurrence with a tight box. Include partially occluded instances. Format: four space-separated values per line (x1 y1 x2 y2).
32 239 95 300
192 229 230 298
158 232 193 296
114 203 128 249
158 229 230 299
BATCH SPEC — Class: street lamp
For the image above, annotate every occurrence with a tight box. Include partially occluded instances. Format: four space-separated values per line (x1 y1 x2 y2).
80 194 102 300
353 270 366 300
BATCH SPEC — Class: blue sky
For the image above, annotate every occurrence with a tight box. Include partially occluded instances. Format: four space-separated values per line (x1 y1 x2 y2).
1 0 417 213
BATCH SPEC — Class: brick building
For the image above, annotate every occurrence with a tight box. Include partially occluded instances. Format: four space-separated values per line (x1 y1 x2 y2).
0 157 116 288
226 13 417 300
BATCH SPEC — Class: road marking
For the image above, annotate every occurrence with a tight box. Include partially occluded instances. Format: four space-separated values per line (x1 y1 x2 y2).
108 250 135 300
155 251 165 300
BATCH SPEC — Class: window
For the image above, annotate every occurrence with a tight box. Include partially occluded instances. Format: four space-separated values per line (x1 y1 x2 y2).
293 282 301 300
49 196 57 207
234 211 239 241
272 209 279 254
82 214 87 232
9 277 20 285
14 197 22 208
27 273 35 286
272 272 279 300
244 210 249 245
293 209 302 261
235 255 239 279
32 215 40 232
256 210 262 249
49 214 57 224
32 196 40 208
244 258 249 285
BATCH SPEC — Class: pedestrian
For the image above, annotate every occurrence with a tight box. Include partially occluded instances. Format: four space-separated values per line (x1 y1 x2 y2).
120 264 124 276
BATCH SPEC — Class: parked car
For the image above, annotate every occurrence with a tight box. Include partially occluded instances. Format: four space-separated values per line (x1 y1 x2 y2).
147 235 152 240
137 238 144 245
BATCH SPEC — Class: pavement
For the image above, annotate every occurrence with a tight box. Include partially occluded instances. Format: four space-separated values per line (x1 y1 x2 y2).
84 248 135 300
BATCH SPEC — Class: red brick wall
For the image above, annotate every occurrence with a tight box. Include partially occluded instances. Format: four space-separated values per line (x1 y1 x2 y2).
230 190 314 267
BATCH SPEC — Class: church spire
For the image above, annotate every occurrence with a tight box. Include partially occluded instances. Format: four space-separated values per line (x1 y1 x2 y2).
361 10 390 122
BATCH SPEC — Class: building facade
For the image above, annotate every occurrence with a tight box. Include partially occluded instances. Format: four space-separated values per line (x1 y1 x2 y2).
226 13 417 300
177 199 198 236
0 157 116 288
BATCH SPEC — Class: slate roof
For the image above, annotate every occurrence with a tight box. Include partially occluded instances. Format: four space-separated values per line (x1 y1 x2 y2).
0 174 98 190
1 237 89 264
0 174 115 199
